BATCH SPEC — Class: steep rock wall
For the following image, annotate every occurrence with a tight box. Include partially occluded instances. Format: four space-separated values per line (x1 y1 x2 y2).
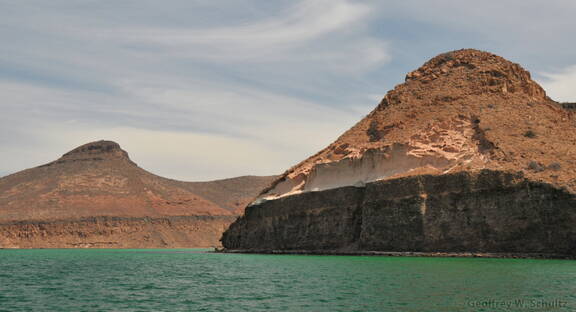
222 170 576 256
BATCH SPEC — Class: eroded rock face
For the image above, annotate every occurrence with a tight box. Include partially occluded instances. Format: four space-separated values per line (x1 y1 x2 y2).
222 49 576 256
0 216 235 248
222 170 576 255
258 49 576 200
0 140 276 248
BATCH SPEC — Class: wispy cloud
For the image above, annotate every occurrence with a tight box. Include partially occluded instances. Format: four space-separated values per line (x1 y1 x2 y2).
106 0 369 49
0 0 385 180
81 0 389 72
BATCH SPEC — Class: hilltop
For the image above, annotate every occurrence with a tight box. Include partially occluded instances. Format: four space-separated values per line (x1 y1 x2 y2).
258 49 575 199
0 140 275 248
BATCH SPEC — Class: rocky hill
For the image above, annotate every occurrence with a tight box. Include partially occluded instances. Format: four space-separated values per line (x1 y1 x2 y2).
222 49 576 257
0 141 275 248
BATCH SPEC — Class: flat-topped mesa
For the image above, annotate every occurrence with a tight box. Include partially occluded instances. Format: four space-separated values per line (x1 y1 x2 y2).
257 49 574 201
57 140 133 164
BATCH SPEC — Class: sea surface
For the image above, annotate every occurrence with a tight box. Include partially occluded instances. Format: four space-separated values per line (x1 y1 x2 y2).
0 249 575 312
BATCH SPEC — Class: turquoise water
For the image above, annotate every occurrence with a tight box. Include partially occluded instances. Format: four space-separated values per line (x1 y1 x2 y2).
0 250 575 311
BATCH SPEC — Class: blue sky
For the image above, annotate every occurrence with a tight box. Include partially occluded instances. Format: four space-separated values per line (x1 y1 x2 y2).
1 0 575 180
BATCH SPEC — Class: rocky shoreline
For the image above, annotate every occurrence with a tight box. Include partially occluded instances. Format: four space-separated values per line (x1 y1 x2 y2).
222 170 576 256
218 249 576 260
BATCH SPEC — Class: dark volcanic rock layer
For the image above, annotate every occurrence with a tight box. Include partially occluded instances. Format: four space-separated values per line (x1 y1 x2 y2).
222 170 576 256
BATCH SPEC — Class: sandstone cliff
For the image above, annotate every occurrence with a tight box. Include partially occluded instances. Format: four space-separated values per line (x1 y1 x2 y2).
0 141 275 248
222 49 576 257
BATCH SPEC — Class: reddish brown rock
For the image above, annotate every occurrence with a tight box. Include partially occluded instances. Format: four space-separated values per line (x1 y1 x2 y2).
257 49 576 199
0 140 276 248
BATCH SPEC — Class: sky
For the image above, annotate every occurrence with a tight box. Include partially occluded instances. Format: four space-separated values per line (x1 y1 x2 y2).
1 0 575 181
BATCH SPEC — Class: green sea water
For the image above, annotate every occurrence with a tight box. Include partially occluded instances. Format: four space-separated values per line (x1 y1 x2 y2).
0 249 575 312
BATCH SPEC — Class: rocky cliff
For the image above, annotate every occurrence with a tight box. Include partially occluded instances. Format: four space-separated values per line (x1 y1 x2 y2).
222 49 576 257
223 170 576 256
0 140 275 248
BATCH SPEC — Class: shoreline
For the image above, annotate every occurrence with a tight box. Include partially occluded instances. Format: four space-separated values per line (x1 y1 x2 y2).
217 249 576 260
